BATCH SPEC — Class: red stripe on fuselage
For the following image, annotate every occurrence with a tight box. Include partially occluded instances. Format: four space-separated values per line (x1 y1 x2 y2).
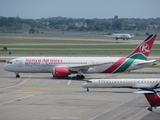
102 57 127 73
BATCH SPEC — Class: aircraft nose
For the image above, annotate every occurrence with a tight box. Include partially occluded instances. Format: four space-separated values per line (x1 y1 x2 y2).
3 64 9 71
3 64 7 70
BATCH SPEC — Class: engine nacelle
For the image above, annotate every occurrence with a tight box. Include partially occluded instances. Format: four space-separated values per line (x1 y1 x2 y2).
52 67 70 78
148 107 160 114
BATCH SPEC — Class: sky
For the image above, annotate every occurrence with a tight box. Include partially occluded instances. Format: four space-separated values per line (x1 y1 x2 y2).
0 0 160 19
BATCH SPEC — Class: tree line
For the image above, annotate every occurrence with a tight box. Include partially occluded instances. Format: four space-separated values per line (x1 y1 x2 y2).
0 16 160 33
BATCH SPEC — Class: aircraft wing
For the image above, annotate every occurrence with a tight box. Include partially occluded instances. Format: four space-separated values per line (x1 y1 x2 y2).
69 62 114 71
135 60 156 65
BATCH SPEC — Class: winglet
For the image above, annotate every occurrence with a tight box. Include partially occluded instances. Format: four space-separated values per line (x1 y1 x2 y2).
127 34 157 60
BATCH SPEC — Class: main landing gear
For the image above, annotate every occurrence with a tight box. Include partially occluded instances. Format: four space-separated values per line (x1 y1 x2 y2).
76 70 85 80
15 73 20 78
76 75 85 79
87 88 89 92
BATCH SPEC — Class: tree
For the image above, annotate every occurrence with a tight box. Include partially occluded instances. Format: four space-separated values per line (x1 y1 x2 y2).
112 19 123 30
29 28 36 33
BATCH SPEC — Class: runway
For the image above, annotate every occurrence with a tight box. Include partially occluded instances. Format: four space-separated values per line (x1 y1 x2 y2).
0 62 160 120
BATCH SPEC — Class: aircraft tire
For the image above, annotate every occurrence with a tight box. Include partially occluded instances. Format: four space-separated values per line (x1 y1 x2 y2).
87 88 89 92
16 74 20 78
76 75 85 80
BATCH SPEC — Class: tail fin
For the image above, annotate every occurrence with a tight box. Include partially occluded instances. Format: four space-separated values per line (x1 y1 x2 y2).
144 91 160 107
127 34 157 60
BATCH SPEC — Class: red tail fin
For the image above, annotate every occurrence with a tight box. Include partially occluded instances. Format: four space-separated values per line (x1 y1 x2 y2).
144 92 160 107
127 34 157 60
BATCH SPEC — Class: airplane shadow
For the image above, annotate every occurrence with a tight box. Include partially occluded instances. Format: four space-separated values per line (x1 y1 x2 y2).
1 75 87 81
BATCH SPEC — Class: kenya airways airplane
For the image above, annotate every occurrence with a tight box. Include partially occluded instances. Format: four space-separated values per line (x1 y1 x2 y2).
3 34 157 79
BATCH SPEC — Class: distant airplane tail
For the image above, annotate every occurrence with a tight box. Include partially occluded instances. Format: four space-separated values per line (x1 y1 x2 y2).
127 34 157 60
144 90 160 107
135 89 160 113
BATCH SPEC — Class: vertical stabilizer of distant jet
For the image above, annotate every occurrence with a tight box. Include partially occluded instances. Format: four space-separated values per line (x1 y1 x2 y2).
144 91 160 107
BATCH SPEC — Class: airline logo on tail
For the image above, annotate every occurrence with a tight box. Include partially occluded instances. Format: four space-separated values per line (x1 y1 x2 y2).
139 43 150 53
127 34 157 60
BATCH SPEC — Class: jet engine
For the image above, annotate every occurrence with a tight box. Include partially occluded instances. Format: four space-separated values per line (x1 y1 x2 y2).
52 67 70 78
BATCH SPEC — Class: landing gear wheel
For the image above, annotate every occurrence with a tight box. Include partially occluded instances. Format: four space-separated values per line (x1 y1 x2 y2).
16 74 20 78
87 88 89 92
76 75 85 79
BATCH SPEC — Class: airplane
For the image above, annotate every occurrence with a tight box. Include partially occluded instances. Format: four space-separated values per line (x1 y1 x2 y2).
81 78 160 91
3 34 157 79
110 29 133 40
135 89 160 114
111 33 132 40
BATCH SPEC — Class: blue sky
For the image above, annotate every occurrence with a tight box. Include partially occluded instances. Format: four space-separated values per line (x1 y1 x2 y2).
0 0 159 19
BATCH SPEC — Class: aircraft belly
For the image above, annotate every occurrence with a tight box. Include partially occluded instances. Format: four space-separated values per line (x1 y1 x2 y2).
87 64 111 73
97 83 132 88
99 83 134 88
87 67 99 73
133 83 155 88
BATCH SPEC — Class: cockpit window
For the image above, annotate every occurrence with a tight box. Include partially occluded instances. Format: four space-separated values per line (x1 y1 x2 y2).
7 61 12 64
86 81 92 83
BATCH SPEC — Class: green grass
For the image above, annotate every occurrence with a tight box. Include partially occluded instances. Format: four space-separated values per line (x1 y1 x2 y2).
2 44 160 49
1 49 159 55
0 33 160 55
0 38 111 44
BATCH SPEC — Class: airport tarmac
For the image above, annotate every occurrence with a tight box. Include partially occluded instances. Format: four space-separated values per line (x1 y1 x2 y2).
0 62 160 120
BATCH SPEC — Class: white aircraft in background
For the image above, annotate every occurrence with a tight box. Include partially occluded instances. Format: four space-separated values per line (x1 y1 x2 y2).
81 78 160 91
136 89 160 114
111 34 132 40
3 34 157 79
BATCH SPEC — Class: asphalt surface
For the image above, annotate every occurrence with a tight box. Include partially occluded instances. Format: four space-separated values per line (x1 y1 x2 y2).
0 61 160 120
0 35 160 120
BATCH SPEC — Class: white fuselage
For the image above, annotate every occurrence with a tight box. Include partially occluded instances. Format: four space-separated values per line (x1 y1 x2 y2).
3 56 153 74
148 107 160 114
112 34 131 40
81 79 160 89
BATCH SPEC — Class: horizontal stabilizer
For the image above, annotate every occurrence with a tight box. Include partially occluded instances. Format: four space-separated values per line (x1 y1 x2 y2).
135 60 156 65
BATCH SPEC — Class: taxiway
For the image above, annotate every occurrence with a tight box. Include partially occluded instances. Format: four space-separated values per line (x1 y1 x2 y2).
0 62 160 120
